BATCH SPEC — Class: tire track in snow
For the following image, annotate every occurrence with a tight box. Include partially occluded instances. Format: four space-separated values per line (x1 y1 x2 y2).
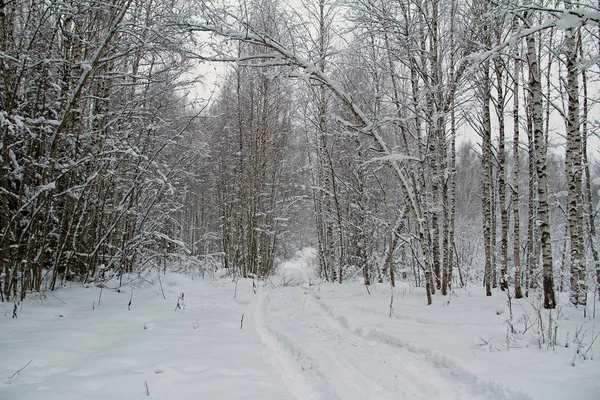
261 286 483 400
310 293 532 400
254 288 335 400
353 305 491 328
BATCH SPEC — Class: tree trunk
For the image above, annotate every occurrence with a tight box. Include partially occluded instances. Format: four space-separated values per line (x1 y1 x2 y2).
564 7 586 306
482 59 493 297
494 59 509 292
513 55 524 299
443 106 457 296
527 33 555 309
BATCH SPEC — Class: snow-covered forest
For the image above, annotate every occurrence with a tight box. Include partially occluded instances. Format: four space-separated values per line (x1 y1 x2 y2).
2 0 600 399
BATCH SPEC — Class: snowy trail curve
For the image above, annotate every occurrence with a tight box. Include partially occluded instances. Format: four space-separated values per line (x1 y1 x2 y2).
258 285 529 400
254 289 324 400
310 292 532 400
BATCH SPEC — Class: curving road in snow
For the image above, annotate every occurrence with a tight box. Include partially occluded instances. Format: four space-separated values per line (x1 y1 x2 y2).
253 251 533 400
257 284 529 400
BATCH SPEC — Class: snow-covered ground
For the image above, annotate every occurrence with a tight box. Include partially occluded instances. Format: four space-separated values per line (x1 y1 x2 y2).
2 249 599 399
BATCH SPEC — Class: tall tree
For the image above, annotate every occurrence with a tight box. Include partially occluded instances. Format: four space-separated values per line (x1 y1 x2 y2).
564 0 586 307
526 18 556 309
512 49 524 299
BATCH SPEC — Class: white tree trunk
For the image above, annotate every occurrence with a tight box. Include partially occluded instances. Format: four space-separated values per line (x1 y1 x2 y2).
527 32 555 309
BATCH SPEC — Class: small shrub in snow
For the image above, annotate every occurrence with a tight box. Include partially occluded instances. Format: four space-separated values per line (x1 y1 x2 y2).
174 292 185 312
281 276 303 287
569 323 600 366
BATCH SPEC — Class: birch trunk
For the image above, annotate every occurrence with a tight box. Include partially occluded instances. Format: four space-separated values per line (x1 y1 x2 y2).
494 59 509 292
527 33 555 309
482 59 493 297
513 55 524 299
441 0 457 297
564 7 586 306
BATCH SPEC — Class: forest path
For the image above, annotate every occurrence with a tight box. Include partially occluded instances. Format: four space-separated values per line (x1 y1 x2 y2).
257 284 528 400
253 250 530 400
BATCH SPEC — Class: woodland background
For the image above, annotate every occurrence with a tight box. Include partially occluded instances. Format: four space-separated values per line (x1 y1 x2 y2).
1 0 600 310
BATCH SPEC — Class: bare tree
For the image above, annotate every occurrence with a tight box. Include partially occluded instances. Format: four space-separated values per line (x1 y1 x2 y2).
564 0 586 307
512 49 524 299
525 13 556 309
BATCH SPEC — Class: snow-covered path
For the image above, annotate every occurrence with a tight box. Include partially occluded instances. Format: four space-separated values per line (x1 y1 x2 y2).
259 285 527 400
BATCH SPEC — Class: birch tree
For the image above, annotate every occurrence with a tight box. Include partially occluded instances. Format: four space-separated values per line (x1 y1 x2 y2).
564 0 585 307
512 50 524 299
0 0 204 299
526 15 556 309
